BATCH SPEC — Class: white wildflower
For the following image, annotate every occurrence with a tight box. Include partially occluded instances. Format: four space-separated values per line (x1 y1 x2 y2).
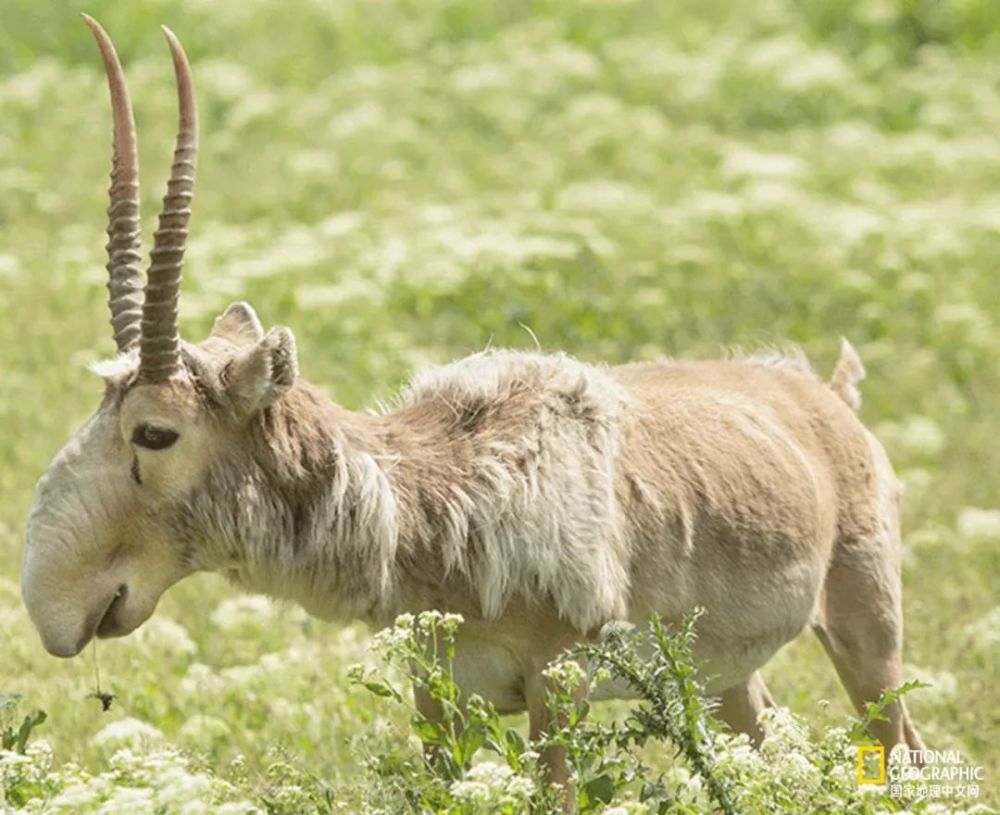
329 101 386 138
153 764 214 806
226 89 280 129
556 179 655 213
506 775 537 797
759 706 812 755
663 765 703 802
371 623 414 655
716 731 758 771
288 149 338 176
936 302 991 342
178 714 231 750
451 760 536 804
210 595 277 632
899 467 933 499
743 35 806 72
180 662 226 699
743 179 802 209
318 211 365 238
0 253 21 278
722 148 807 181
438 612 464 631
780 50 850 90
957 508 1000 541
450 779 492 803
1 748 39 790
542 659 586 694
965 606 1000 649
93 718 165 751
901 664 959 698
19 738 54 778
878 416 945 458
214 803 263 815
133 616 197 656
195 60 256 100
684 191 745 218
44 775 109 811
528 42 599 81
99 785 155 814
820 204 885 244
411 610 463 633
599 804 648 815
827 760 854 788
783 749 821 788
451 62 514 93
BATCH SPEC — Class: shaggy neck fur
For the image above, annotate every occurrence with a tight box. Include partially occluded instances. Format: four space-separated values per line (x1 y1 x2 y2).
179 382 403 623
177 351 633 632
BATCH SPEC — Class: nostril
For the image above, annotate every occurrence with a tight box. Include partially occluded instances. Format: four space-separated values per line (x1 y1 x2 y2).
96 584 128 638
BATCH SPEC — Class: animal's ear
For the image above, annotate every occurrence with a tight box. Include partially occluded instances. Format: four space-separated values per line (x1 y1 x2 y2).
211 302 265 346
224 326 298 415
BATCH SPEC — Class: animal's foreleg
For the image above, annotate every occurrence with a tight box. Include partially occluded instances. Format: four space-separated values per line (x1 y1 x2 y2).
716 670 776 746
526 660 589 814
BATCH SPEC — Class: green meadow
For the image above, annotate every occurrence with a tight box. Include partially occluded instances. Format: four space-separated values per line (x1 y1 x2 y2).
0 0 997 811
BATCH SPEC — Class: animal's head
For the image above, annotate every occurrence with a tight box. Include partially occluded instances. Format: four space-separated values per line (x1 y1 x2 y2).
22 18 299 657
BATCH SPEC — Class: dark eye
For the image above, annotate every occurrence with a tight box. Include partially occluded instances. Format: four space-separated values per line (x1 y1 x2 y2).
131 423 179 451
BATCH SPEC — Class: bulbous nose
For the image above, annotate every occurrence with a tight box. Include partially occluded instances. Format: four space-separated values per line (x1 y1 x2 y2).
22 524 129 658
44 634 88 659
21 410 139 658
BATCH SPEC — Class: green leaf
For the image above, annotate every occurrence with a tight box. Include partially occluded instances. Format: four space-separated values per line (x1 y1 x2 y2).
453 726 485 766
582 773 616 805
10 710 46 754
360 680 401 701
411 718 446 746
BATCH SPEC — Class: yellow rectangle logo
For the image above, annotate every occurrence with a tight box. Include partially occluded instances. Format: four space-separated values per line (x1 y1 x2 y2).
857 746 886 784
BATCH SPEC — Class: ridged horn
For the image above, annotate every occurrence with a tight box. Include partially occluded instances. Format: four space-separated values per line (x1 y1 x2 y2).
83 14 144 352
139 26 198 384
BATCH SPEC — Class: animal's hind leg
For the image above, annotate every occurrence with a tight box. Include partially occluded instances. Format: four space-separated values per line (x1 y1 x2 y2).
813 554 924 752
717 671 776 746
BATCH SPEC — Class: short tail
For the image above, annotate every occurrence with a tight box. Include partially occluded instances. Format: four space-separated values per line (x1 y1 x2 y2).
829 337 865 411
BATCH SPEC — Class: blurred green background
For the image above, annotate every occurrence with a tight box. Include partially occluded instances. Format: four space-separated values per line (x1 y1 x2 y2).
0 0 997 809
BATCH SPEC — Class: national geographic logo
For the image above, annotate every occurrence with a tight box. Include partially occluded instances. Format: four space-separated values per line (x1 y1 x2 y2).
856 746 986 801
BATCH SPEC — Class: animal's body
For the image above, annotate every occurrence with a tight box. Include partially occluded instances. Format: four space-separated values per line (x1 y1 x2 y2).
390 349 876 710
22 18 924 804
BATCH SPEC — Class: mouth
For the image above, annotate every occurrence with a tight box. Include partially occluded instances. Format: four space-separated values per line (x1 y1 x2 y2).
49 585 129 658
37 576 166 659
96 583 129 639
53 584 137 658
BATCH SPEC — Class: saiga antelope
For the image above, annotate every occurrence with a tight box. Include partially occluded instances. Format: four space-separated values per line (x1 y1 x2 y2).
22 17 924 798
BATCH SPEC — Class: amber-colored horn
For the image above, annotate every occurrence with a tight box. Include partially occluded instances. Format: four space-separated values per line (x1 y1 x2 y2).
83 15 144 352
139 26 198 384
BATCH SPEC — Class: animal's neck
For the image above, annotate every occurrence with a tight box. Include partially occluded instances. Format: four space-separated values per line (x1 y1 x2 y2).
190 380 459 624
